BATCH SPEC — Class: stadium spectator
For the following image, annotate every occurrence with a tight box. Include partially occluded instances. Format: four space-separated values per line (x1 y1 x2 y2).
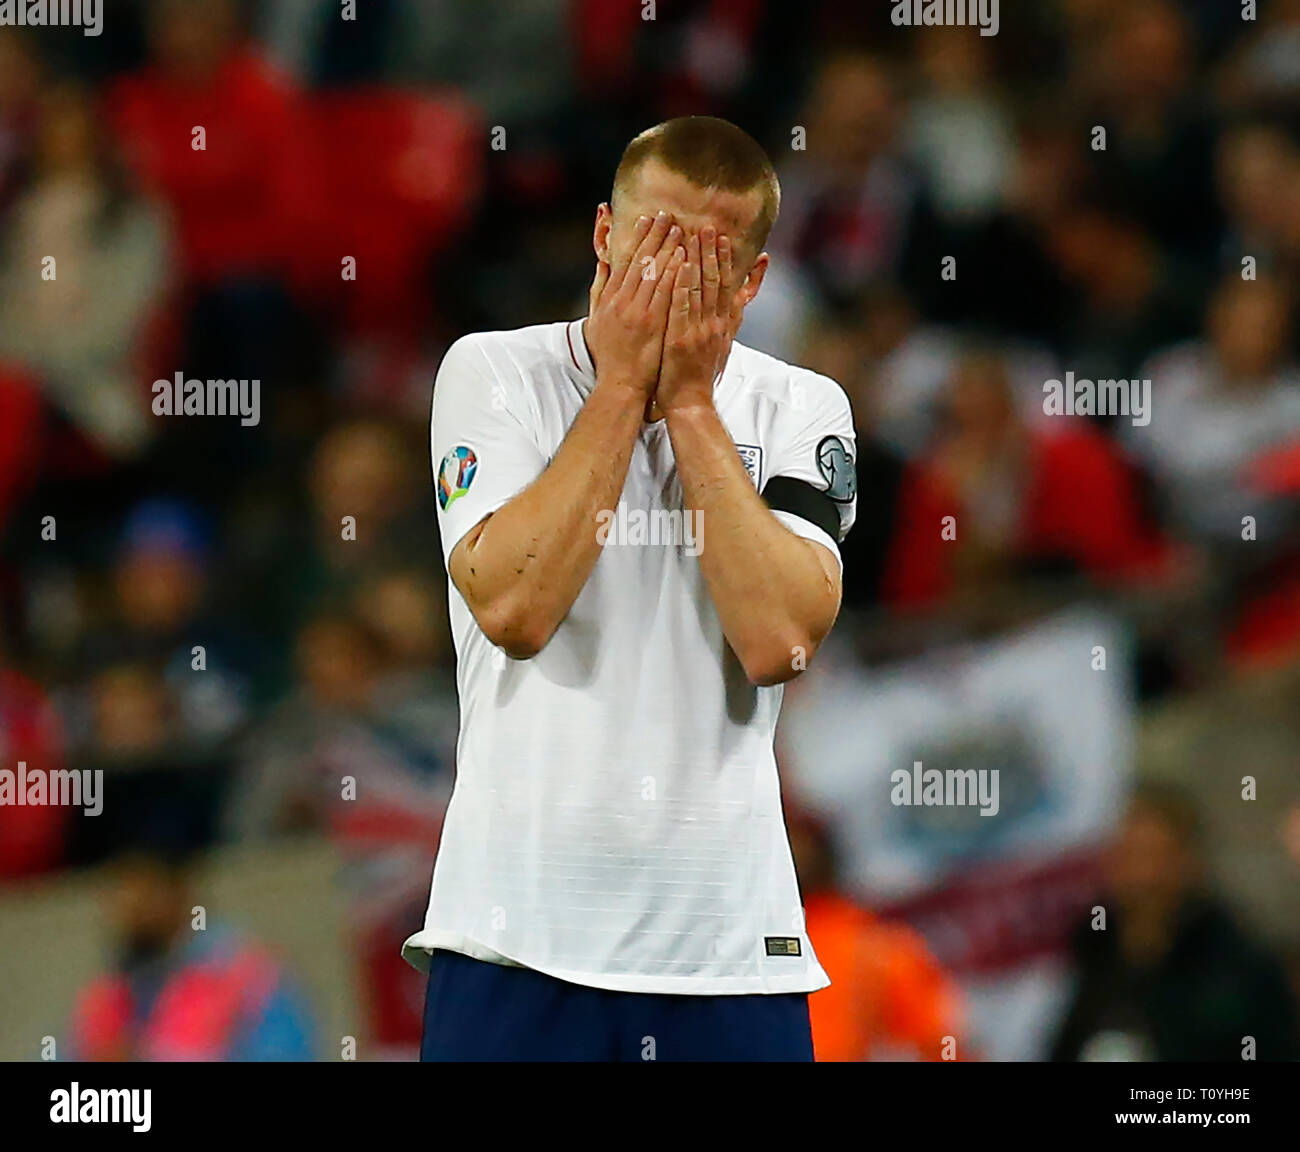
903 27 1013 227
78 499 256 750
768 53 914 307
67 840 316 1060
1051 781 1300 1061
80 661 176 770
224 606 450 848
850 284 958 459
0 29 41 226
789 805 964 1061
353 568 459 767
391 0 573 129
251 419 436 647
106 0 320 392
1130 274 1300 543
1046 197 1204 385
63 660 231 866
1214 121 1300 279
1076 0 1221 263
106 0 314 293
0 650 68 878
226 607 450 1058
1219 0 1300 114
0 81 170 461
881 350 1177 612
793 309 903 610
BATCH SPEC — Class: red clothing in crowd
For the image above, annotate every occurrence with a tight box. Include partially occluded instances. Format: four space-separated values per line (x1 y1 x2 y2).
883 426 1175 608
0 366 42 530
106 50 319 287
0 668 67 878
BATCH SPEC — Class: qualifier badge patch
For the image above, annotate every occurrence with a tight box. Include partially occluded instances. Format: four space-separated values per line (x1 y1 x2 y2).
816 435 856 502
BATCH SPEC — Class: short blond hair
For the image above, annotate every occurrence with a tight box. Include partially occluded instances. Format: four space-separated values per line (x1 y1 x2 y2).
612 116 781 254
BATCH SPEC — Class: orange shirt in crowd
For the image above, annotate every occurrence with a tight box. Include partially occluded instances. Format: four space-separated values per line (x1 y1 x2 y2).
805 889 964 1062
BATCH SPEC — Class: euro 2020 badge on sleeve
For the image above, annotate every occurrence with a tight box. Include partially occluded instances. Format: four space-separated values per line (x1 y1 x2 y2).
438 445 478 510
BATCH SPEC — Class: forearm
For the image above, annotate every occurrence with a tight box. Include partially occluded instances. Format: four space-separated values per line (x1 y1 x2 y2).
666 403 840 684
453 379 645 656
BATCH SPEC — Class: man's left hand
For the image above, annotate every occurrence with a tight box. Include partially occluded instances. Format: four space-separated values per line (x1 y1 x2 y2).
656 228 741 416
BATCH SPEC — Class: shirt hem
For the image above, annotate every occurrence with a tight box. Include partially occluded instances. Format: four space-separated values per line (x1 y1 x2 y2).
400 930 831 995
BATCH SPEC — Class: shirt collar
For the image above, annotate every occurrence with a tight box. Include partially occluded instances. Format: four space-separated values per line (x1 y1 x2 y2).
566 318 597 392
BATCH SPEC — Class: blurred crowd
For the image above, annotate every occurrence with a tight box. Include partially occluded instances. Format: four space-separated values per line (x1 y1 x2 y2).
2 0 1300 1060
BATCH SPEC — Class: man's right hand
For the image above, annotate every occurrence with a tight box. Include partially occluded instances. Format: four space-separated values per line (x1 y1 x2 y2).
585 210 685 398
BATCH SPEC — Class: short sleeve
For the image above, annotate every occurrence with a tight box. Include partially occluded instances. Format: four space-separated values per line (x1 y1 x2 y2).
764 373 857 561
431 335 549 564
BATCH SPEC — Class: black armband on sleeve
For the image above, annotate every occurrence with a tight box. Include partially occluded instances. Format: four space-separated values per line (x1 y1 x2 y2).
761 477 840 542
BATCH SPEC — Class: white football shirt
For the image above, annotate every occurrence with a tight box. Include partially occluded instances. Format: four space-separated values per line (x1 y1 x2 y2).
402 318 856 994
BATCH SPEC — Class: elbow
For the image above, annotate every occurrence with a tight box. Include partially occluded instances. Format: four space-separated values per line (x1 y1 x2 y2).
475 599 554 660
747 664 798 688
740 633 817 687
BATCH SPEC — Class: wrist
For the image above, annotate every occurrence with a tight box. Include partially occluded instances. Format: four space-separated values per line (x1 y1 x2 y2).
594 371 655 405
659 359 723 417
661 397 717 423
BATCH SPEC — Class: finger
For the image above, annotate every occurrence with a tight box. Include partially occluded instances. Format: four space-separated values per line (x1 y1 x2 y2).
700 226 720 316
651 244 687 327
718 234 740 328
685 233 703 326
625 211 675 300
606 212 653 293
589 258 610 315
671 258 701 331
635 222 683 306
